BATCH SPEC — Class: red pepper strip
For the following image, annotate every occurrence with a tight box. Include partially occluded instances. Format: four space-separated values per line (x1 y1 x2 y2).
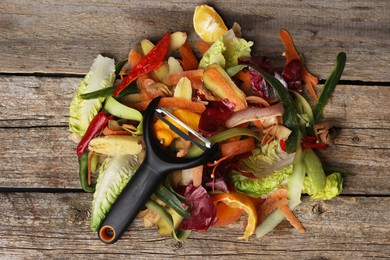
280 139 287 152
303 143 327 149
77 111 112 157
303 135 327 150
113 31 171 97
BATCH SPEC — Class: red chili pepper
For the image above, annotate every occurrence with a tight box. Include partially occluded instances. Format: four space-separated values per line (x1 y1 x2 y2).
77 111 112 157
113 31 171 97
279 139 287 152
302 135 327 150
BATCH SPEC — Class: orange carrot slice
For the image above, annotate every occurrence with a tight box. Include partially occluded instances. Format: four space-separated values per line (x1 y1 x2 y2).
279 29 318 101
128 48 143 67
257 188 305 233
235 70 251 87
257 188 288 222
276 198 305 233
126 97 206 114
203 64 247 111
120 49 143 79
102 126 131 136
195 41 211 55
220 137 255 157
179 41 199 70
164 69 204 89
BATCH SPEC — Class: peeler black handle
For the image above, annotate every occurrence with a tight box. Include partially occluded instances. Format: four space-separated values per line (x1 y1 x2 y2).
98 161 167 244
97 96 218 244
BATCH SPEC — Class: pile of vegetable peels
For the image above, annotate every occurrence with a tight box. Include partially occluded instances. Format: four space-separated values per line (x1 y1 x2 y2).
68 5 346 242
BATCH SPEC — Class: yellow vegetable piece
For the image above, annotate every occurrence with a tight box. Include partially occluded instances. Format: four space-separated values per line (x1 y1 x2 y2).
157 208 184 236
193 5 228 43
173 77 192 100
153 109 200 146
88 135 143 156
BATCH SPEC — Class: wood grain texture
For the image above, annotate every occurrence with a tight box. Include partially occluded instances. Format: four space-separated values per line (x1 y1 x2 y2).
0 126 389 195
1 75 389 129
0 192 389 259
0 76 389 193
0 0 389 81
0 76 78 127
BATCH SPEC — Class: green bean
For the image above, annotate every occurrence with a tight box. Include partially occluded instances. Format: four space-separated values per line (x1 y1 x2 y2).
313 52 346 123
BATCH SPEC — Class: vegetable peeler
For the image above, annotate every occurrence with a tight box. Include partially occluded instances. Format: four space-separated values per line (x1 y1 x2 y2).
98 96 219 244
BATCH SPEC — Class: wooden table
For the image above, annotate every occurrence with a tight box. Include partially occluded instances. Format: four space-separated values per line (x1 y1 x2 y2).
1 1 389 259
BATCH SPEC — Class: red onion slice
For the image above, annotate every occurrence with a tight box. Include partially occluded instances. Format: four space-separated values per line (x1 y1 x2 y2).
225 103 284 128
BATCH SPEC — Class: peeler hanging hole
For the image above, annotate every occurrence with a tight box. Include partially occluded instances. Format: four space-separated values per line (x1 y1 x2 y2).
99 225 116 243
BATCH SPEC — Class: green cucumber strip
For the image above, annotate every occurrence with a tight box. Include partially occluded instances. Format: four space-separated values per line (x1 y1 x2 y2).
155 184 189 218
103 96 143 135
287 131 305 205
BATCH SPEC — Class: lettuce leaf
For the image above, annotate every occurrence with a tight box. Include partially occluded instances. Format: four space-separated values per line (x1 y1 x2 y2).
303 172 343 200
90 154 140 231
198 28 253 69
230 165 293 198
231 167 343 201
239 140 294 177
69 54 116 137
198 37 226 69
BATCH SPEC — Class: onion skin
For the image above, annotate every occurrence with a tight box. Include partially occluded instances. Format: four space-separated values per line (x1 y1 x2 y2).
225 103 284 128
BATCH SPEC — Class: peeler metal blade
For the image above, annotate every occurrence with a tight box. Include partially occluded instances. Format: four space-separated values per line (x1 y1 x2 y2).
154 107 211 151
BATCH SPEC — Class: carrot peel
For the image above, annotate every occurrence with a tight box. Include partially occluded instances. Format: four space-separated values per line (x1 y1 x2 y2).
279 29 318 101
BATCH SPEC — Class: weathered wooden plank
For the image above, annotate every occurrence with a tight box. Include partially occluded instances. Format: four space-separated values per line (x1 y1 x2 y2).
0 126 389 195
0 192 389 259
1 75 389 129
322 85 390 129
0 76 78 128
0 0 389 81
0 127 78 189
0 75 388 193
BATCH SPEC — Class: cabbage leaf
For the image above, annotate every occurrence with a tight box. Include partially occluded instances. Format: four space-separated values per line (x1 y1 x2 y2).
90 154 140 231
69 54 116 137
